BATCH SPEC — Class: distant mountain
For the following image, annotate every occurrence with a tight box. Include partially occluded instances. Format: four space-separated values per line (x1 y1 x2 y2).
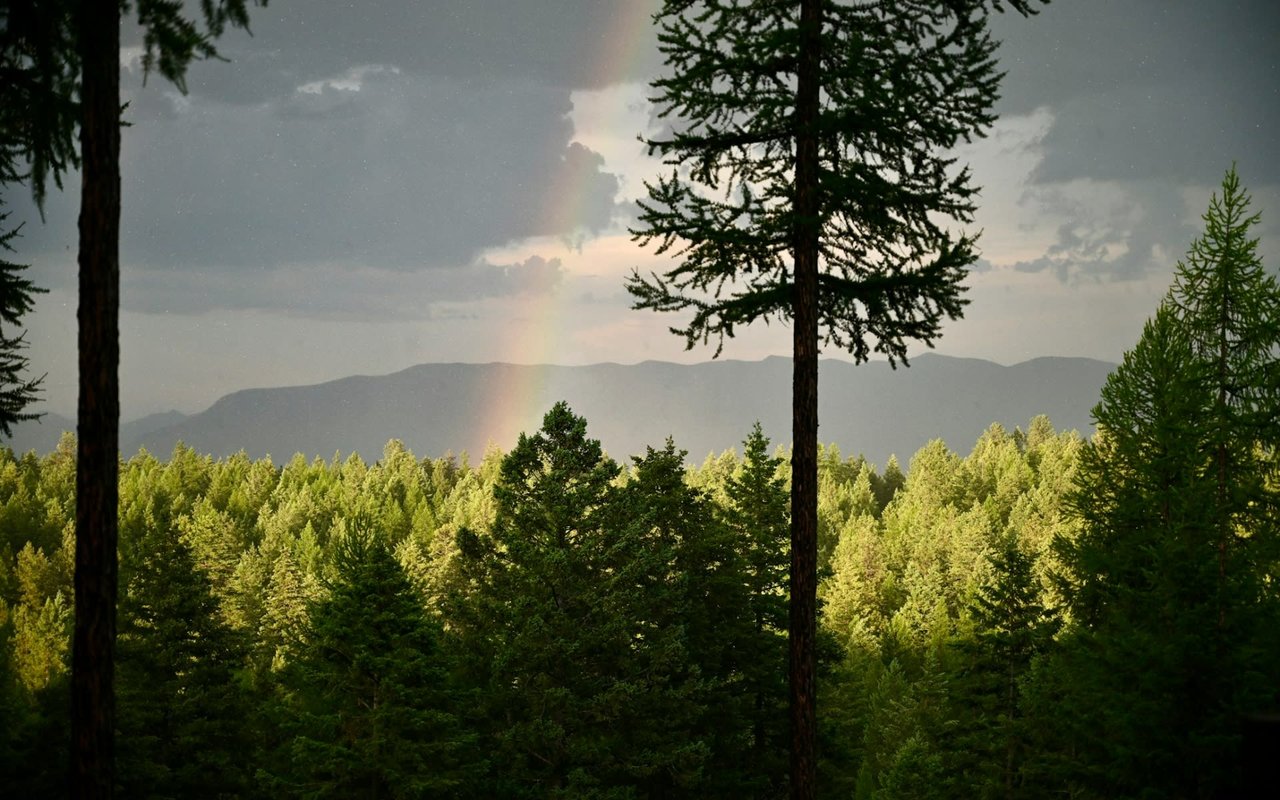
101 354 1112 468
1 355 1114 467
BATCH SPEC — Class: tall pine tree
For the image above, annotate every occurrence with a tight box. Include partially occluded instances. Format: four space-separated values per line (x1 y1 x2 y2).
278 525 477 799
116 520 252 798
1054 168 1280 798
628 3 1044 792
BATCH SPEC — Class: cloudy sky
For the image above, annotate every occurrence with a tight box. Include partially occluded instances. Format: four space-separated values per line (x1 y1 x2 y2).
7 0 1279 420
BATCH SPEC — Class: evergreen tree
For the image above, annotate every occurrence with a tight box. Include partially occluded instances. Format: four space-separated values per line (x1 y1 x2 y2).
0 3 271 791
0 205 46 437
873 456 907 516
723 423 791 795
627 3 1044 791
1165 166 1280 615
1054 166 1280 798
615 439 755 798
452 402 626 796
455 405 746 797
116 520 253 798
279 526 477 799
947 538 1059 800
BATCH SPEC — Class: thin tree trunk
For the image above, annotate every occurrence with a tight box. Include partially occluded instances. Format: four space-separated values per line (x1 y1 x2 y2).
790 0 821 797
71 2 121 796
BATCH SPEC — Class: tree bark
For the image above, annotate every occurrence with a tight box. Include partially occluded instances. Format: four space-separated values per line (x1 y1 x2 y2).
790 0 821 797
71 2 121 796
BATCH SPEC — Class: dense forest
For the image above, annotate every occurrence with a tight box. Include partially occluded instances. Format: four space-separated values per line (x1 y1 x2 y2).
0 404 1077 798
2 0 1275 796
4 169 1278 799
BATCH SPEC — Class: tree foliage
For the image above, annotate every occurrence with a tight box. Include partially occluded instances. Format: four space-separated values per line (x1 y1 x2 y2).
1050 167 1280 799
276 525 477 799
0 203 46 437
629 3 1045 792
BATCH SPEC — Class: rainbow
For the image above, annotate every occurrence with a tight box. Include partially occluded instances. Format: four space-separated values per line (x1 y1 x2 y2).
473 3 658 455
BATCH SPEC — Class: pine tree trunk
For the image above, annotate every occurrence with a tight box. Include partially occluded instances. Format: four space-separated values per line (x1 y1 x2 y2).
790 0 821 797
71 3 121 796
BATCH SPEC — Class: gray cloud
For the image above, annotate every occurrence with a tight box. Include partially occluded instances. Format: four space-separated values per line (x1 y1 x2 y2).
999 181 1197 282
982 0 1279 284
9 65 622 305
991 0 1280 186
121 255 564 318
122 0 664 106
9 0 1276 315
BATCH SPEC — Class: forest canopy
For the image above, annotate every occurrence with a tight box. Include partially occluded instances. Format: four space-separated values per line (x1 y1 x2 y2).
1 172 1276 798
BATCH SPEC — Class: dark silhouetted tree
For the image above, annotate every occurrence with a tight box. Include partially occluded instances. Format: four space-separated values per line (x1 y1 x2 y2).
628 2 1045 793
0 207 45 437
278 525 478 799
115 521 251 798
0 2 264 793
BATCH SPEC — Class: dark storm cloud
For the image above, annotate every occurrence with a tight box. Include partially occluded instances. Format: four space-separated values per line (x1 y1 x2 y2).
111 70 618 272
985 0 1280 283
5 2 658 317
123 0 664 106
10 64 621 302
991 0 1280 186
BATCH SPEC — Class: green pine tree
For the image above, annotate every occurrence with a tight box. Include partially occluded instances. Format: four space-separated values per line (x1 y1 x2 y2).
723 423 791 796
627 3 1045 789
116 521 253 798
946 538 1059 800
1052 168 1280 798
0 205 46 438
278 525 478 799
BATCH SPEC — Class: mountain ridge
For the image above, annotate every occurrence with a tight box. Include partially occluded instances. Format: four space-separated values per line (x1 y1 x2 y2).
1 354 1115 467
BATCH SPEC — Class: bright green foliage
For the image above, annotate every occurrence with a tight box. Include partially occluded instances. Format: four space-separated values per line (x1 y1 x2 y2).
818 418 1083 795
0 615 70 798
178 498 244 601
874 456 907 515
116 515 253 798
277 527 478 799
9 589 71 693
12 363 1278 800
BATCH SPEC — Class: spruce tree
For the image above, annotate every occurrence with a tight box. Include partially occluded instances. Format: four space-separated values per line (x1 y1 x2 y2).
280 526 477 799
455 406 745 797
628 3 1044 792
116 521 252 798
0 206 46 438
723 423 791 795
1054 169 1280 797
615 439 754 798
947 538 1058 800
451 402 626 796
